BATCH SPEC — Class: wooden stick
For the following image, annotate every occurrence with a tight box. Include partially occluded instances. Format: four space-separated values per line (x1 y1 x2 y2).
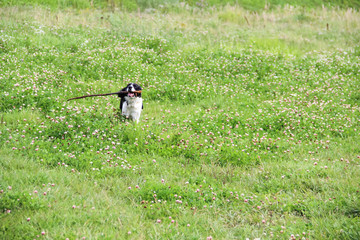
67 91 142 101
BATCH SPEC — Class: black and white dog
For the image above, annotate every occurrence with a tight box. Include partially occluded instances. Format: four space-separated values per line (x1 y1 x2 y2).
118 83 143 123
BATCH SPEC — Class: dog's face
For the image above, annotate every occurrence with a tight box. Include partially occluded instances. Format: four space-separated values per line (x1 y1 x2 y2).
124 83 142 98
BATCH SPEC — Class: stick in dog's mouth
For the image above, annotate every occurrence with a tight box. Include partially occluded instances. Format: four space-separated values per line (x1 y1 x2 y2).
67 90 142 101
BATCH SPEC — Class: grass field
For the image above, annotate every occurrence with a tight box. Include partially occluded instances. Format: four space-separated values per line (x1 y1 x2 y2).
0 2 360 240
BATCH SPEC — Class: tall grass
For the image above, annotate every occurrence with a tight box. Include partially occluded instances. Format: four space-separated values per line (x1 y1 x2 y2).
0 0 359 11
0 5 359 54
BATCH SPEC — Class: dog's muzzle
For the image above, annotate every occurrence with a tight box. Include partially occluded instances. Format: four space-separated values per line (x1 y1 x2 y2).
127 91 140 97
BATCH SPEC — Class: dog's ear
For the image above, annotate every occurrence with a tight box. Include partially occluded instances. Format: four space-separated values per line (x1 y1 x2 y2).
117 85 128 98
133 84 142 91
133 84 142 98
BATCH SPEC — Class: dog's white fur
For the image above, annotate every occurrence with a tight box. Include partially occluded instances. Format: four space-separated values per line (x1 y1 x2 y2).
122 96 143 123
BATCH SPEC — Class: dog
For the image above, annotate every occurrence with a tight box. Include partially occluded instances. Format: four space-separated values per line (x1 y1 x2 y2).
118 83 143 123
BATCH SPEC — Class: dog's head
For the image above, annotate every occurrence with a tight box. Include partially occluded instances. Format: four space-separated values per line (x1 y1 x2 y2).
124 83 142 98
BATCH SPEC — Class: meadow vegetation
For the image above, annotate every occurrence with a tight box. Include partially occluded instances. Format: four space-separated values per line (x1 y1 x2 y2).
0 1 359 239
1 0 360 11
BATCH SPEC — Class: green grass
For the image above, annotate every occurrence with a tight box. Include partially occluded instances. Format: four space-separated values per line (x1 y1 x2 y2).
0 4 360 240
0 0 359 11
